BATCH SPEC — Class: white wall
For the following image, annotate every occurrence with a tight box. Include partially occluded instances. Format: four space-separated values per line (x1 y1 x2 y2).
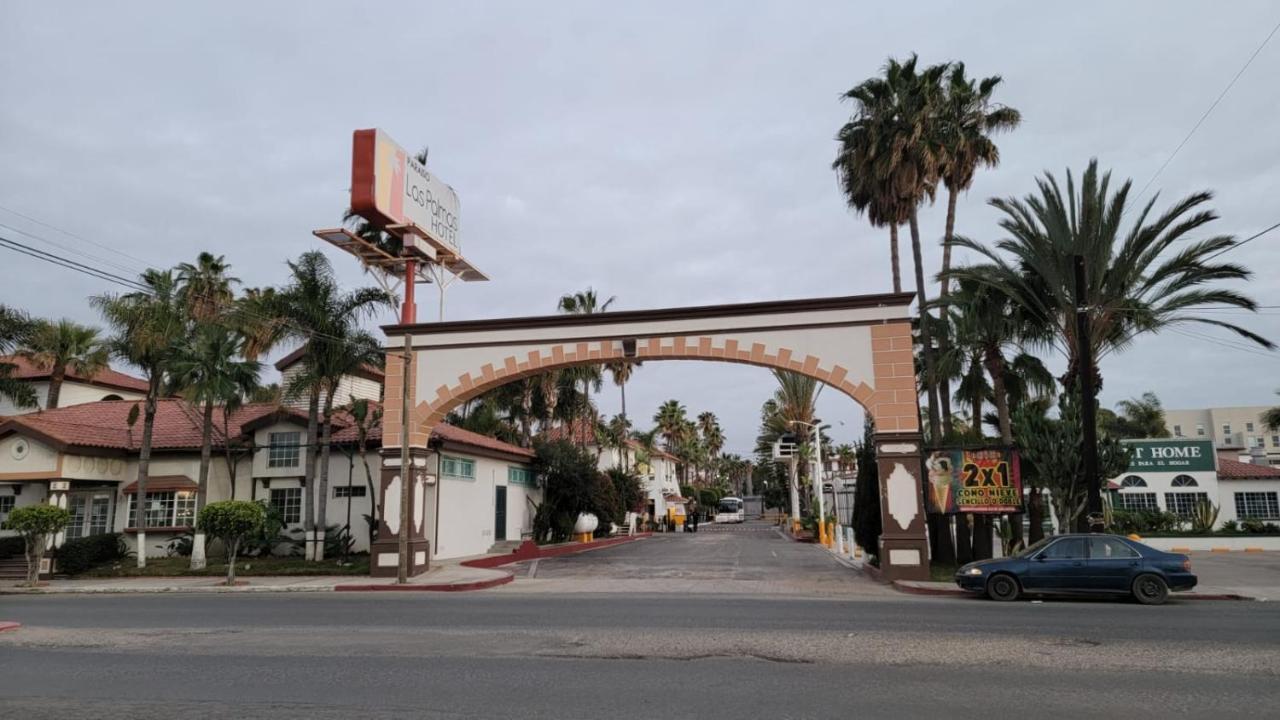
0 380 144 415
432 452 540 559
1217 479 1280 525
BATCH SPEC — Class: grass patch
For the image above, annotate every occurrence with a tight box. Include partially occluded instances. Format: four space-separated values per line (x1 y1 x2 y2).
75 555 370 578
929 563 958 582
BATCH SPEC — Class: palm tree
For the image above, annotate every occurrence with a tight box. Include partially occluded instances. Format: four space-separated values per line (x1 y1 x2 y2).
606 359 640 427
936 64 1021 299
15 318 107 410
835 54 949 439
176 252 238 322
1098 392 1171 440
1264 392 1280 433
92 269 186 568
0 305 36 409
268 251 394 561
348 397 383 542
949 160 1274 391
557 288 615 438
698 411 724 481
170 324 261 569
654 400 688 454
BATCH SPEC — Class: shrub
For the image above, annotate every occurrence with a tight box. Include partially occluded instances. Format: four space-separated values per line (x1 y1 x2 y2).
1240 518 1268 534
243 501 298 558
55 533 126 575
198 500 266 584
1110 509 1182 535
2 504 71 585
606 467 644 517
0 535 25 559
533 440 616 542
1218 520 1240 534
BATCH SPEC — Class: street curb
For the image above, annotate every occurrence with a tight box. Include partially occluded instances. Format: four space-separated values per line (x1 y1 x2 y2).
0 585 335 595
334 572 513 593
0 621 20 632
892 580 971 598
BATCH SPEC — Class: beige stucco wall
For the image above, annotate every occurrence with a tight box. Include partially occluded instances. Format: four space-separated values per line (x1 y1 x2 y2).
0 380 144 415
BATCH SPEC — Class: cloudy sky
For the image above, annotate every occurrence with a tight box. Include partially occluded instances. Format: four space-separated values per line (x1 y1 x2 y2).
2 1 1278 455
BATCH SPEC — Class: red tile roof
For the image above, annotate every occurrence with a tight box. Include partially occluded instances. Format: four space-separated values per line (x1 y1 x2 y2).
2 355 149 393
1218 458 1280 480
0 399 532 459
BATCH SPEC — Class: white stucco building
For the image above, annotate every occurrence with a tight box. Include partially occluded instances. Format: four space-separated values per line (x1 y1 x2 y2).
1108 438 1280 527
0 399 538 563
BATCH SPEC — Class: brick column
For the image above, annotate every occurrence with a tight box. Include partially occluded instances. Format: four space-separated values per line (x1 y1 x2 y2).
874 432 930 581
369 446 433 577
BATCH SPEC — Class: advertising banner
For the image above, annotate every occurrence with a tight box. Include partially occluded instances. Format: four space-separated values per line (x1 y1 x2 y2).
1122 439 1215 473
925 448 1022 514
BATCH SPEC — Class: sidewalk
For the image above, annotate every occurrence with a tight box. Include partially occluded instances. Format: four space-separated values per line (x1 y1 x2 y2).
0 561 511 594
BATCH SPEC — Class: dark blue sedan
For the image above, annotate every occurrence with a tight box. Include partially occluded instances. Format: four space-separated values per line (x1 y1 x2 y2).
955 533 1196 605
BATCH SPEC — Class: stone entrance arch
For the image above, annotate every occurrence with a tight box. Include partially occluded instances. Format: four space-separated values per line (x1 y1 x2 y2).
375 293 930 581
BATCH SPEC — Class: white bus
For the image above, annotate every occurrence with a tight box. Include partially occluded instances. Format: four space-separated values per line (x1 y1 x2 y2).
714 496 745 524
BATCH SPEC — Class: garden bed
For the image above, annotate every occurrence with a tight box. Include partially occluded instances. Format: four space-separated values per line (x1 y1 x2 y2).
73 555 370 578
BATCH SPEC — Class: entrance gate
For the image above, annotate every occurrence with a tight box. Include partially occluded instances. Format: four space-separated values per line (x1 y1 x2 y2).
371 292 931 581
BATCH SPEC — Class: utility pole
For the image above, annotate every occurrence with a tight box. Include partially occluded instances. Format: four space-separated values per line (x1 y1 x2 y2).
1074 255 1103 532
397 258 417 584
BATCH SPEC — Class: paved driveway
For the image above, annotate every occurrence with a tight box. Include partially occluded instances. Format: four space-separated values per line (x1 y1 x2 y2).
1184 550 1280 600
501 520 893 597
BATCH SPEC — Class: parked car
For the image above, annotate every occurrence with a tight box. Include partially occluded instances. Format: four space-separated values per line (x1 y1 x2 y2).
955 533 1196 605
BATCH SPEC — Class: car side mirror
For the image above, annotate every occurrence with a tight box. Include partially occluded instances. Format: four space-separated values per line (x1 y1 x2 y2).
1034 555 1047 562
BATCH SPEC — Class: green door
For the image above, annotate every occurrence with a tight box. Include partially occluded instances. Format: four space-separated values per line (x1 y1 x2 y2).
494 486 507 542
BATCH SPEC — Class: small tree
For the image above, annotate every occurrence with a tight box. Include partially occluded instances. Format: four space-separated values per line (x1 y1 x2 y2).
851 421 881 563
197 500 266 585
3 504 71 585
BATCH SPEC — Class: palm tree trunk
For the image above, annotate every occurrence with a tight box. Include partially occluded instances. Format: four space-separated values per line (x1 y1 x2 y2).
303 386 320 561
47 366 65 410
889 224 902 293
358 437 379 543
939 378 954 438
134 385 159 568
982 353 1024 552
954 514 972 564
315 387 337 561
191 401 214 570
620 381 628 472
908 209 941 441
940 187 958 299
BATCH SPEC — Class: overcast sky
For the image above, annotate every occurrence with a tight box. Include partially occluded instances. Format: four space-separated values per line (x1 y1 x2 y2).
2 1 1278 455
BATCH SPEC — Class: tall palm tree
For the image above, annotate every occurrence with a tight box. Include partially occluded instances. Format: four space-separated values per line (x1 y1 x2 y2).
170 324 261 569
558 288 615 438
92 269 186 568
936 64 1021 299
698 411 724 481
176 252 238 322
0 305 36 409
268 251 394 561
348 397 383 541
950 160 1274 391
17 318 107 410
606 359 640 426
835 54 948 438
654 400 688 454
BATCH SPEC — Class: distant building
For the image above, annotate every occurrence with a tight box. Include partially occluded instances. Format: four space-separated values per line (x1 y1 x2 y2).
1164 406 1280 466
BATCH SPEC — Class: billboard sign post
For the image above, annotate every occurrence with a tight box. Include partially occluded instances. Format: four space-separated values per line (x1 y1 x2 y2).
925 448 1023 514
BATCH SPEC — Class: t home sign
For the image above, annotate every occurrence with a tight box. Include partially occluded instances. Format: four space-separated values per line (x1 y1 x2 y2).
1123 439 1216 473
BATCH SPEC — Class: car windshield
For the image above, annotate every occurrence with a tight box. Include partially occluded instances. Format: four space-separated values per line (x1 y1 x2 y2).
1012 537 1055 558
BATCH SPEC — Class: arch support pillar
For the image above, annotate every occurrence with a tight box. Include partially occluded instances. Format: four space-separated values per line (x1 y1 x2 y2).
370 446 433 577
874 432 930 581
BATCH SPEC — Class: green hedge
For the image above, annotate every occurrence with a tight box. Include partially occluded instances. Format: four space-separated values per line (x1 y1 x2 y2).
0 535 25 559
55 533 126 575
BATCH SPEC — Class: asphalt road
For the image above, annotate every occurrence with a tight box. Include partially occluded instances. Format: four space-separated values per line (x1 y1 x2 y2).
3 524 1278 719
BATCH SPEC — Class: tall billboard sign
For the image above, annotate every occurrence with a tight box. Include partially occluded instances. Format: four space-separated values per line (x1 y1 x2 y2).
351 128 461 256
925 448 1023 514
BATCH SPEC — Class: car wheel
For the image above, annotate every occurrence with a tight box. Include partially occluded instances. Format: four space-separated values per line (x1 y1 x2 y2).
985 573 1020 602
1132 573 1169 605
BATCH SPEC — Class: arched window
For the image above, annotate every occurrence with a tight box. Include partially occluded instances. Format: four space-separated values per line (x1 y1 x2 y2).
102 394 123 401
1120 475 1147 488
1171 475 1198 488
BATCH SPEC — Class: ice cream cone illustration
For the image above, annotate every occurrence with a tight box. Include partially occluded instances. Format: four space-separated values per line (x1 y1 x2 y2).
927 454 954 513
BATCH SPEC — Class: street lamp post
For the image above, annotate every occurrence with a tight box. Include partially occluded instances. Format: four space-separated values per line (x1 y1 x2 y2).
790 420 826 543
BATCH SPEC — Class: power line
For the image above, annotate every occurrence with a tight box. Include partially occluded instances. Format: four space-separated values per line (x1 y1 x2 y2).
0 220 147 279
1132 17 1280 204
0 235 148 291
1204 219 1280 262
0 202 154 268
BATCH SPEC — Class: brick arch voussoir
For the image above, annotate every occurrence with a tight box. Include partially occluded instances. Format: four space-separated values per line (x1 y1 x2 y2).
410 335 899 437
